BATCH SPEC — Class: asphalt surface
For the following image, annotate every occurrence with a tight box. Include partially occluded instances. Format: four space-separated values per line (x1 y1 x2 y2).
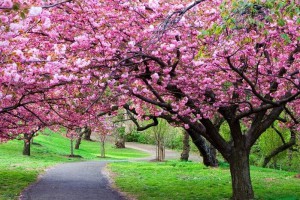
20 142 202 200
126 142 202 162
20 161 125 200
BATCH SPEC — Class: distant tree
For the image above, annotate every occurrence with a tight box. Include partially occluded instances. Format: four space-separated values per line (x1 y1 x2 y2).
83 127 92 141
67 129 77 157
22 127 41 156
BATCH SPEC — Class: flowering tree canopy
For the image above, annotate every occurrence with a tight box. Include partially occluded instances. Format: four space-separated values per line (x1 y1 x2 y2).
0 0 299 199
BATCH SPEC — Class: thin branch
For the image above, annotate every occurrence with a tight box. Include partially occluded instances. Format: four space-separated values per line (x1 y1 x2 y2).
226 56 277 106
84 83 108 113
126 110 158 131
42 0 73 9
151 0 205 44
262 130 296 167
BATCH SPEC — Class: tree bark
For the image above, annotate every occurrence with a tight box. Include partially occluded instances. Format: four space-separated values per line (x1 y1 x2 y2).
70 139 74 157
100 141 105 158
115 139 125 148
75 128 85 149
115 133 126 148
187 129 218 167
229 148 254 200
23 138 30 156
83 127 92 141
180 131 190 161
23 133 34 156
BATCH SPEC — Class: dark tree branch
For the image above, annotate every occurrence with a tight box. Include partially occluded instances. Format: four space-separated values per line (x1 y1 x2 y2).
246 106 284 148
262 130 296 167
151 0 205 43
126 109 158 131
42 0 72 8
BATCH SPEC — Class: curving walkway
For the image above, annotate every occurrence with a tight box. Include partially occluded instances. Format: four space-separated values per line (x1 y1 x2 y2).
20 161 125 200
126 142 202 162
20 142 201 200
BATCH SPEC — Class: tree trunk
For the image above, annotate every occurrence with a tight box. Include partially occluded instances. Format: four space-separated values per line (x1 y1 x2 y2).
229 149 254 200
23 133 33 156
75 128 85 149
155 133 165 161
181 131 190 161
115 134 126 148
156 140 161 161
70 139 74 157
187 129 218 167
209 143 217 163
23 140 31 156
157 141 165 161
100 141 105 158
83 127 92 141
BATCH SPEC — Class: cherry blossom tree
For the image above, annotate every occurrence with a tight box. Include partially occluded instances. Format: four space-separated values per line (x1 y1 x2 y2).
1 0 299 199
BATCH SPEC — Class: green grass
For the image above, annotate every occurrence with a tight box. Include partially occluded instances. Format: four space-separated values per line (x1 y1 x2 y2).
0 129 149 200
109 161 300 200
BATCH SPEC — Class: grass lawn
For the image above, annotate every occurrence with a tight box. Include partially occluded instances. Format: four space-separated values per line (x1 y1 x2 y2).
109 161 300 200
0 129 149 200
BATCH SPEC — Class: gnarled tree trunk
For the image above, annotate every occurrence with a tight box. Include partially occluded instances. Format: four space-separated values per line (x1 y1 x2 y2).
228 147 254 200
187 129 218 167
180 131 190 161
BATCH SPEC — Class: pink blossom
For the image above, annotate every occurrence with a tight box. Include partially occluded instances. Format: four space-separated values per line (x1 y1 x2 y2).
29 7 43 16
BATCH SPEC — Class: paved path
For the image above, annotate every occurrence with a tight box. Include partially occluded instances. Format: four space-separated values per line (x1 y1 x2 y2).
20 142 202 200
126 142 202 162
20 161 124 200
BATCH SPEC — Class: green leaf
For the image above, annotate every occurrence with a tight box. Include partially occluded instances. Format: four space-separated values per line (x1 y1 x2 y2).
12 3 20 11
281 33 291 44
278 1 286 9
20 12 26 19
265 15 273 23
201 30 209 36
277 18 286 26
214 26 223 35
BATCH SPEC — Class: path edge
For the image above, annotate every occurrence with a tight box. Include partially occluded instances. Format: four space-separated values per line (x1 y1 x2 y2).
102 164 137 200
18 164 59 200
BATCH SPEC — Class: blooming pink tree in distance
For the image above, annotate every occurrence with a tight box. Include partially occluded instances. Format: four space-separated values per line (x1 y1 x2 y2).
1 0 300 199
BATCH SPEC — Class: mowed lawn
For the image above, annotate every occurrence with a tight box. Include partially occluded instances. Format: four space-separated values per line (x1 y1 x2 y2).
0 129 149 200
109 161 300 200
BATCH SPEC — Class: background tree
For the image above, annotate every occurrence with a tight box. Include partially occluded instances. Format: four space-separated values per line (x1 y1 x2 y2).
22 127 41 156
151 119 169 161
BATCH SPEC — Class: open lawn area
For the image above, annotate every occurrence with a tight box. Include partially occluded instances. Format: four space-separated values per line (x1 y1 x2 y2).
109 161 300 200
0 129 149 200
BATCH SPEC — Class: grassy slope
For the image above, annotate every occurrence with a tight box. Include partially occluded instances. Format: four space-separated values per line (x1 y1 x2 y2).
0 129 149 200
109 161 300 200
